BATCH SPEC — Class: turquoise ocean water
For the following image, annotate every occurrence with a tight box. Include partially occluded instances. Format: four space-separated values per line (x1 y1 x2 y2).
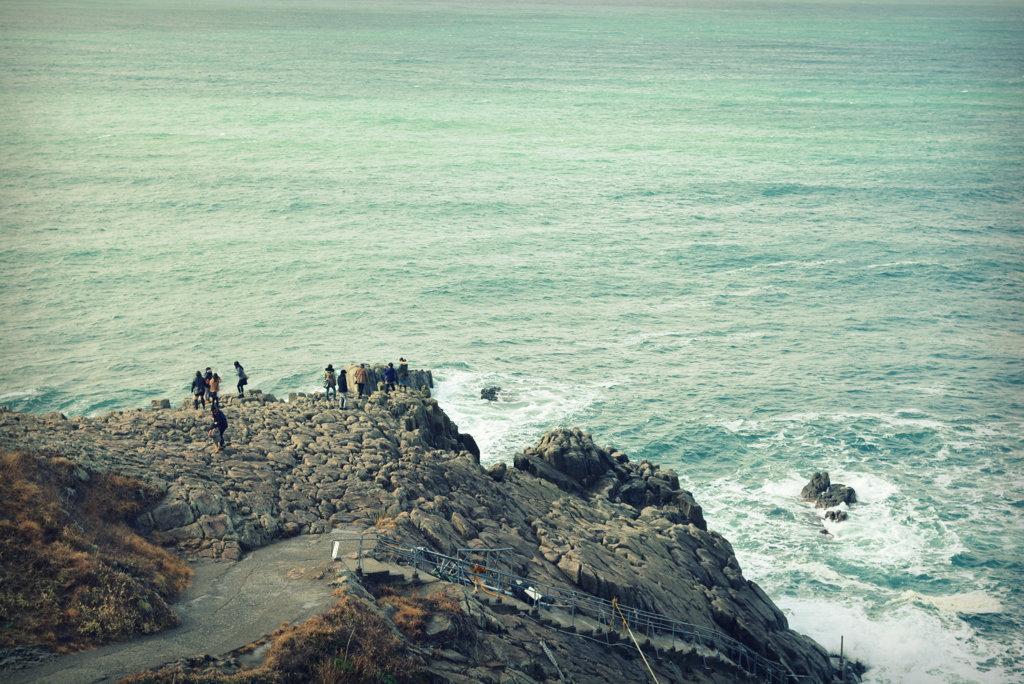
2 1 1022 681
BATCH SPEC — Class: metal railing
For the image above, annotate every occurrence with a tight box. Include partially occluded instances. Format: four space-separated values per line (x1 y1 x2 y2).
351 533 793 684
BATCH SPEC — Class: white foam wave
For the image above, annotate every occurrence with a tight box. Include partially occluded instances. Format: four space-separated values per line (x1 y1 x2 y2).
826 471 900 505
864 261 932 269
774 412 822 423
777 596 1011 684
908 386 946 395
725 409 953 436
0 388 39 400
739 549 883 594
898 590 1003 615
759 471 814 499
721 258 845 274
887 417 947 429
815 410 947 429
701 467 962 577
433 369 601 464
720 419 750 433
605 331 693 348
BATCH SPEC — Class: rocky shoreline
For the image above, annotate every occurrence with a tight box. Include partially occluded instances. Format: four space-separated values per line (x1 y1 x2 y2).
0 366 849 683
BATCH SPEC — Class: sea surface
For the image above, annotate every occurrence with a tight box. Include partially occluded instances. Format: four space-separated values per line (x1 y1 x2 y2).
2 1 1022 681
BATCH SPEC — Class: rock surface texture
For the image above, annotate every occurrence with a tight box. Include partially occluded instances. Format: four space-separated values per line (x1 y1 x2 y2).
0 377 836 684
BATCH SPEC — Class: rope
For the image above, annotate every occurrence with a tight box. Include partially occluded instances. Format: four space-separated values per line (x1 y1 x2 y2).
471 574 501 598
613 598 661 684
540 640 567 683
470 565 504 598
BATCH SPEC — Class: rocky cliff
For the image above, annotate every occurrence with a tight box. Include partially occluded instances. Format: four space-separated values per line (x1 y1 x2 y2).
0 375 836 684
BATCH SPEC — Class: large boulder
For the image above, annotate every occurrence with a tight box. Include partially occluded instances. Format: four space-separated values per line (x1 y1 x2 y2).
519 428 614 489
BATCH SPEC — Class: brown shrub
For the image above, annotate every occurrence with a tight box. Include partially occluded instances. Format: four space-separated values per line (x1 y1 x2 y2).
123 590 428 684
262 592 424 683
0 448 192 652
371 586 469 644
425 591 461 615
379 595 428 642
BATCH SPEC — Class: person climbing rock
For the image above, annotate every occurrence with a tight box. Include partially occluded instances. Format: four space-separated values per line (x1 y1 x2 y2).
209 405 228 452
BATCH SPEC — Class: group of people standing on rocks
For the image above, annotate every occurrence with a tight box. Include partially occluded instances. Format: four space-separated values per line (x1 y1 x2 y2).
188 362 247 452
189 362 248 410
323 358 410 409
185 358 409 451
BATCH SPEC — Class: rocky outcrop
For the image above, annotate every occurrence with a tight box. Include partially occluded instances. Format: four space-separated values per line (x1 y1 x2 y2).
0 378 838 683
801 472 857 509
514 428 707 530
344 364 433 395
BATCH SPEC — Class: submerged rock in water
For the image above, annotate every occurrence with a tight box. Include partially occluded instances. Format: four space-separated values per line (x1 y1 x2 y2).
818 484 857 508
801 471 857 509
479 386 501 401
824 509 849 522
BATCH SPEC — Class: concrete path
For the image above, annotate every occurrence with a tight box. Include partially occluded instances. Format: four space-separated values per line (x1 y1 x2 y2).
0 529 360 684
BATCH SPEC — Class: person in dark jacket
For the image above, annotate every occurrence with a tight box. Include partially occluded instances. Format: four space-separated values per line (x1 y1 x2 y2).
210 406 228 451
338 369 349 409
234 361 247 398
203 367 214 402
191 371 207 409
383 362 397 393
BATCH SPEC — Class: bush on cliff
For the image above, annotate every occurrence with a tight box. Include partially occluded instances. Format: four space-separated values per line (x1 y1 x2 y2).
0 449 192 653
120 588 433 684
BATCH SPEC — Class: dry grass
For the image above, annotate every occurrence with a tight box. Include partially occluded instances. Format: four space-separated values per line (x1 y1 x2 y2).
120 589 431 684
379 595 429 641
371 507 397 529
373 586 472 646
0 449 193 653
